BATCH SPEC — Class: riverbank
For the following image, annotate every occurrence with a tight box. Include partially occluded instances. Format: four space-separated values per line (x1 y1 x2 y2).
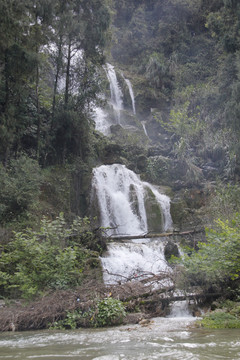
0 279 190 332
1 278 239 332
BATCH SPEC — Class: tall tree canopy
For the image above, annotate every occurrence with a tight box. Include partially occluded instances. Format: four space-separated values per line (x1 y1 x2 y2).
0 0 111 165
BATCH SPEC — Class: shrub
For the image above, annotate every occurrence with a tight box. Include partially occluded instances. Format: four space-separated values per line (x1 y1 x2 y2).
49 297 126 329
0 214 99 299
95 297 126 327
198 311 240 329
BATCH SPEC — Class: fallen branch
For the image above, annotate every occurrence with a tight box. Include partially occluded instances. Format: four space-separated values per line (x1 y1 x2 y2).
107 228 205 241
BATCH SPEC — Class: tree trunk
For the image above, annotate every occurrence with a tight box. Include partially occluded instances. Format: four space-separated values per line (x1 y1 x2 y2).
36 54 40 160
52 35 63 122
64 40 71 107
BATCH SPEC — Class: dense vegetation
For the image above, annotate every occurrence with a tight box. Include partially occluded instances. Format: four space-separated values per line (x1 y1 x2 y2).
0 0 112 226
0 0 240 329
112 0 240 181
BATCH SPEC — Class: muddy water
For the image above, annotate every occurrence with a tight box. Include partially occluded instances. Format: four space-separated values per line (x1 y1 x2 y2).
0 317 239 360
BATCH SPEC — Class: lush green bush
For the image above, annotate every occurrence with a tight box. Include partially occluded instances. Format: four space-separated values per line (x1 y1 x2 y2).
95 297 126 327
175 213 240 291
49 297 126 329
198 301 240 329
198 311 240 329
0 214 99 299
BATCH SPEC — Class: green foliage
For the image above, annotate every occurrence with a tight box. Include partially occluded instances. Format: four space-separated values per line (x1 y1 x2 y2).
169 102 202 136
0 155 42 224
208 183 240 222
49 297 126 329
145 52 171 91
198 311 240 329
95 297 126 327
0 0 111 164
0 214 100 299
175 213 240 291
50 310 85 330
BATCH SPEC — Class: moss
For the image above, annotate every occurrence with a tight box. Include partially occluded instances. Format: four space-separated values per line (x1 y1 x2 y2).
144 187 163 232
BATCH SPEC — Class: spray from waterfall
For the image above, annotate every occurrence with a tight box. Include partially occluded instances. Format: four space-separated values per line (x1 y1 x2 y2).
93 107 110 136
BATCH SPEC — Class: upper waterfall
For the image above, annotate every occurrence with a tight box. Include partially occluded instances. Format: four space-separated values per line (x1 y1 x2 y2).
94 64 142 136
105 63 123 124
91 164 172 236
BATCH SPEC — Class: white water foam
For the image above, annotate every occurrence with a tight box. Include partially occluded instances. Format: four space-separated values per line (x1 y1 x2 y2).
100 239 172 285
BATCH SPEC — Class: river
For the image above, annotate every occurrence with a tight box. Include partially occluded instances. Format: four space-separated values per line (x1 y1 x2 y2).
0 316 239 360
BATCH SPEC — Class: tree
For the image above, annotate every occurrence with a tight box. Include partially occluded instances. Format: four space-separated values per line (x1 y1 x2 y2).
0 0 111 165
49 0 111 163
0 155 42 223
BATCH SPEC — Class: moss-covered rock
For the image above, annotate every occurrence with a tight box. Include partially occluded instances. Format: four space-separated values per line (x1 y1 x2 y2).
144 187 163 233
164 240 180 262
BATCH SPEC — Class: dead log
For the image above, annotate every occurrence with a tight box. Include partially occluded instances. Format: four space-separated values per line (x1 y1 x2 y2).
107 228 205 241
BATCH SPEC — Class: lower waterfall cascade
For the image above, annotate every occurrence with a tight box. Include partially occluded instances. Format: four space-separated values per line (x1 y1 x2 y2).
91 164 174 285
92 164 172 236
100 238 173 285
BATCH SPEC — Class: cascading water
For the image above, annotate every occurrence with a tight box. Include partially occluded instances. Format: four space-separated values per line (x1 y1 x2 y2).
91 164 173 285
94 64 145 137
92 65 173 286
122 75 136 115
100 239 172 285
168 300 193 318
141 121 149 137
92 164 172 236
105 63 123 124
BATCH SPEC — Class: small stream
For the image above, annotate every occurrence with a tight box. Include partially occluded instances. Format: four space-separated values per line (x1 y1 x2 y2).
0 316 239 360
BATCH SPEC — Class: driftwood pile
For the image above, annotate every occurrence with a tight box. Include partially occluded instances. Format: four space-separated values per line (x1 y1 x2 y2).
0 281 105 332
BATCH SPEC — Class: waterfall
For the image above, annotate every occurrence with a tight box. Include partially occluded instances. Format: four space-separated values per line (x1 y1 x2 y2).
92 164 148 236
100 239 172 285
93 107 111 136
92 163 173 286
105 63 123 124
168 301 193 318
141 121 148 137
91 164 172 236
122 75 136 115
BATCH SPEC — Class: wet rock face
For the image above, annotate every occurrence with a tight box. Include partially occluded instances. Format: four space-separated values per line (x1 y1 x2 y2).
144 187 163 233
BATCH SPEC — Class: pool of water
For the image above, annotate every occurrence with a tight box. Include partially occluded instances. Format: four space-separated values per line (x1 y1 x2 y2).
0 317 239 360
